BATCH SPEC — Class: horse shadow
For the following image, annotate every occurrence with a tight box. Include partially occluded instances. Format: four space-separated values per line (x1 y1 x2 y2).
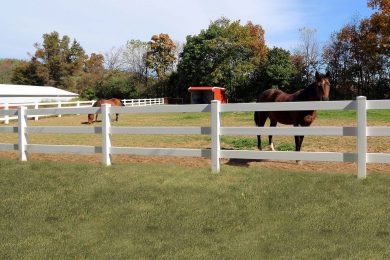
225 158 265 167
81 119 104 124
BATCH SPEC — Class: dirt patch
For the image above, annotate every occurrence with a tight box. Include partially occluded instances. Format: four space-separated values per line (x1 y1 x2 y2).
1 151 389 175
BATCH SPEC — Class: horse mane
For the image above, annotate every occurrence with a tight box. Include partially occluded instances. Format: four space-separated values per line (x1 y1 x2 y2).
293 84 314 101
293 80 322 102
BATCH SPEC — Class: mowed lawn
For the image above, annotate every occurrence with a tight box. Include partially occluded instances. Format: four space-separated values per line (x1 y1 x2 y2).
1 108 390 258
1 157 390 259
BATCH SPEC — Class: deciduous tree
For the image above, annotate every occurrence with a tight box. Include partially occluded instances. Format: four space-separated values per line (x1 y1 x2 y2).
146 33 176 96
12 31 106 96
176 17 267 101
294 27 321 86
262 47 295 91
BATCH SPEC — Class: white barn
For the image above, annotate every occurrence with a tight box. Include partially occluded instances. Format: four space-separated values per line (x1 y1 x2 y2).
0 84 79 104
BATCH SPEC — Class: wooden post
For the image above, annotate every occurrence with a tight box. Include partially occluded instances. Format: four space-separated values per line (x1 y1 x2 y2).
357 96 367 179
18 106 28 161
211 100 221 173
102 104 112 166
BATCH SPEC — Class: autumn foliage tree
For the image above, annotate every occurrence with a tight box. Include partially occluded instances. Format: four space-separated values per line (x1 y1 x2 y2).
322 0 389 99
368 0 390 49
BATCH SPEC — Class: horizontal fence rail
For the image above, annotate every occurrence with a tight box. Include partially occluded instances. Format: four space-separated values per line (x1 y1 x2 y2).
220 100 358 112
0 98 164 124
220 150 358 163
0 97 389 178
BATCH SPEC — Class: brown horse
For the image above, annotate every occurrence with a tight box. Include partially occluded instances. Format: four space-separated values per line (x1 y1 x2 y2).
88 98 125 124
254 71 330 152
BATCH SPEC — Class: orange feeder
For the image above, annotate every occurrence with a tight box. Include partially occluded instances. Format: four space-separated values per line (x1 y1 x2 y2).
188 86 227 104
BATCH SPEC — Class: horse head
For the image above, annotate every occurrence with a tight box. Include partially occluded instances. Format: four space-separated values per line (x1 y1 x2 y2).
314 71 331 101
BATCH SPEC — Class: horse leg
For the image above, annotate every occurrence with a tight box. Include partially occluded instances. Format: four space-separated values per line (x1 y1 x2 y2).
293 124 301 151
115 113 119 122
269 119 277 151
257 135 262 150
294 124 305 164
297 135 305 151
254 111 268 150
294 135 302 151
95 114 98 122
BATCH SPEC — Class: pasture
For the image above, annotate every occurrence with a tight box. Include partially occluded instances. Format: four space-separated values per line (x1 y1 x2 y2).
1 157 390 258
1 111 390 258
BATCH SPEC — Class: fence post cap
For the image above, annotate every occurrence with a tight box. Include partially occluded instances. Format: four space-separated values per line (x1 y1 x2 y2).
357 96 367 100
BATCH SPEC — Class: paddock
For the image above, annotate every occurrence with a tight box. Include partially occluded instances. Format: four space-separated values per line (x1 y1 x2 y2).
0 97 390 178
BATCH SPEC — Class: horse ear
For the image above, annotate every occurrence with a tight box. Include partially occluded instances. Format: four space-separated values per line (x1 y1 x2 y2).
315 71 320 80
325 71 330 78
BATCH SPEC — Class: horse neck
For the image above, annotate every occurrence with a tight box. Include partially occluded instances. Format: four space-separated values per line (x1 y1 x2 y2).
294 83 316 101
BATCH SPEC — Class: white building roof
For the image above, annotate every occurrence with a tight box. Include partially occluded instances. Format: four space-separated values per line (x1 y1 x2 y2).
0 84 79 104
0 84 78 97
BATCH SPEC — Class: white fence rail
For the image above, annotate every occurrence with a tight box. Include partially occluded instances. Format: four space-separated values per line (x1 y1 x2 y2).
0 96 389 178
0 98 164 124
122 98 164 106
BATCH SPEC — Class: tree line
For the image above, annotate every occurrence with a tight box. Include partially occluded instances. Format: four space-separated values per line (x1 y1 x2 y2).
3 0 389 101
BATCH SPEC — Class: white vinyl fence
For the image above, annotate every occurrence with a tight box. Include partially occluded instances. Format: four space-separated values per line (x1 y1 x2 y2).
0 98 164 124
0 96 389 179
122 98 164 106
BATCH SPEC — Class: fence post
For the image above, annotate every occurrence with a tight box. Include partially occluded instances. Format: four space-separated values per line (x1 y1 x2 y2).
18 106 28 161
76 101 80 115
4 103 9 125
34 102 39 121
58 101 62 118
211 100 221 173
357 96 367 179
102 104 112 166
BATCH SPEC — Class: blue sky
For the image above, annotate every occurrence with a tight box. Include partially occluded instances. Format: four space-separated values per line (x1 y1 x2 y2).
0 0 374 60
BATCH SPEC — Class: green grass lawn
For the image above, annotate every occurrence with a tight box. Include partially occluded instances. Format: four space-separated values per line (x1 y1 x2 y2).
1 157 390 259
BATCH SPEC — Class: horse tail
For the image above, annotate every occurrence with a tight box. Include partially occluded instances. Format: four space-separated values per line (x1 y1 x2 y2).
255 89 276 127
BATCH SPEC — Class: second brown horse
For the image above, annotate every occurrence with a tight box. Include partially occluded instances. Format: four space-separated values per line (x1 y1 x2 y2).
88 98 125 124
254 71 331 152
